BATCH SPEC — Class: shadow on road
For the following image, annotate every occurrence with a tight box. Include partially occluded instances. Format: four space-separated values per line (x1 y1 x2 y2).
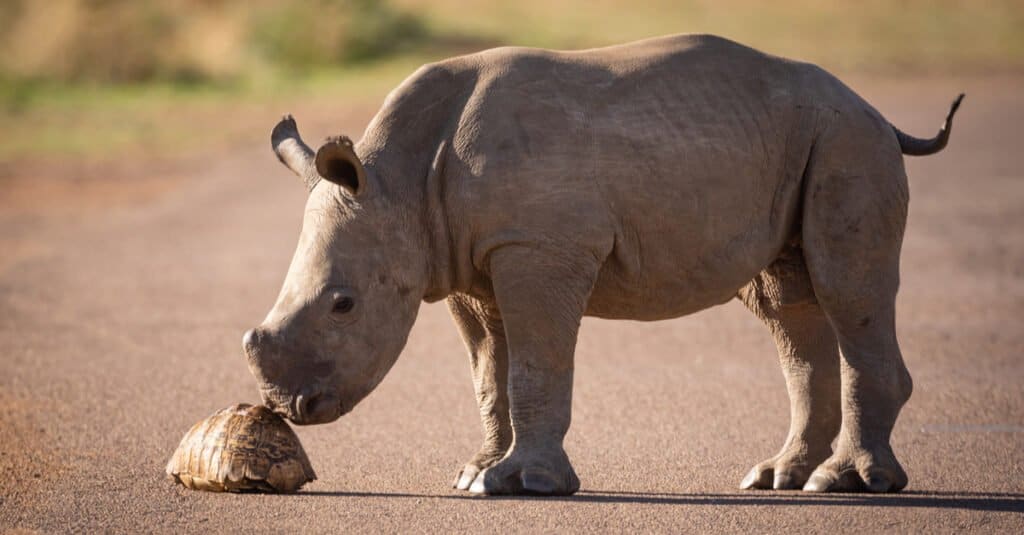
298 489 1024 512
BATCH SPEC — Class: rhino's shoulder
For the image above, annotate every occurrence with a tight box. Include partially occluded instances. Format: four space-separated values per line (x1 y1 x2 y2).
382 60 475 109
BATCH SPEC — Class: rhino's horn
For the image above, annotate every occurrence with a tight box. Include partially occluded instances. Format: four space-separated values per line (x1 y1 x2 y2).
271 115 320 191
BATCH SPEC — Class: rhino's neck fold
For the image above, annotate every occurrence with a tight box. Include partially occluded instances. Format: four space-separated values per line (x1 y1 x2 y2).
420 139 465 302
355 62 478 303
356 138 465 304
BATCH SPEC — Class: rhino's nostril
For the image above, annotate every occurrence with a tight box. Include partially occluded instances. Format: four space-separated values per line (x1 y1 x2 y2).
285 389 341 425
295 392 315 421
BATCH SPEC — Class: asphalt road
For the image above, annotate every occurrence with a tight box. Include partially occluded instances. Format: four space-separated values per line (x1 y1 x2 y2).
1 76 1022 533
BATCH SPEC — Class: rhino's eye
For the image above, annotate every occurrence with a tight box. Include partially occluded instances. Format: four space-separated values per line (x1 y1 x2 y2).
332 297 355 315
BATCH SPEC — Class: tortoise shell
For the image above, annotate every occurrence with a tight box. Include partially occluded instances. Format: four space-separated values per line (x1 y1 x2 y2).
166 404 316 493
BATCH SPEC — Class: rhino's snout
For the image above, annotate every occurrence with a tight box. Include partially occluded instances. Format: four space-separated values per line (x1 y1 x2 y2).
243 327 279 379
242 327 259 358
243 327 345 425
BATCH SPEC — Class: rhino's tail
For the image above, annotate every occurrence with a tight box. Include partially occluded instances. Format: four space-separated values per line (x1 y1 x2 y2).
890 93 964 156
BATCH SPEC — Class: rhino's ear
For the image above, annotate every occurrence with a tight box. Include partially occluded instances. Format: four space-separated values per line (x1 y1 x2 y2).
315 136 367 196
271 115 320 191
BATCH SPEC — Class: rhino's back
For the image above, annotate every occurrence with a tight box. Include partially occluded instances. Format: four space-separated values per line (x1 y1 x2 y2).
441 35 870 320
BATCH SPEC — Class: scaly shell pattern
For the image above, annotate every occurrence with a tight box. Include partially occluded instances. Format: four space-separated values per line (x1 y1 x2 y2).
166 404 316 493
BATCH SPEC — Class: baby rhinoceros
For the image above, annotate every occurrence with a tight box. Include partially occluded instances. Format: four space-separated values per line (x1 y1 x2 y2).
243 34 963 496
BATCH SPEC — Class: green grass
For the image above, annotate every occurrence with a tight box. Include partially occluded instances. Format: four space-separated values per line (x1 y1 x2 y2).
2 0 1022 163
0 57 431 161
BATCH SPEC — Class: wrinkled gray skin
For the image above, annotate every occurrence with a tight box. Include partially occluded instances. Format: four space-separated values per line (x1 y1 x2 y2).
244 34 964 496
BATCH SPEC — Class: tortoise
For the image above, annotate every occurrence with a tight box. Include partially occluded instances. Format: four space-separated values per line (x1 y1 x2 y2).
166 403 316 493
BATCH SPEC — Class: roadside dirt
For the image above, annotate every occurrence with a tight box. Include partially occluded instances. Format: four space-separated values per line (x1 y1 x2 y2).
1 75 1022 532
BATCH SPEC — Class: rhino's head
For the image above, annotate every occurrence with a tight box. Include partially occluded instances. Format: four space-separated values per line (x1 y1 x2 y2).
243 116 425 425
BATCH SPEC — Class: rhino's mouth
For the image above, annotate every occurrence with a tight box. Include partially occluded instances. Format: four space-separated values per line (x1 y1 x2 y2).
257 384 293 410
258 384 344 425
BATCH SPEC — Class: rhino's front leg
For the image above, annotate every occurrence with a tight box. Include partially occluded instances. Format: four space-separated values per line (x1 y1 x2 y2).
447 294 513 490
467 246 599 496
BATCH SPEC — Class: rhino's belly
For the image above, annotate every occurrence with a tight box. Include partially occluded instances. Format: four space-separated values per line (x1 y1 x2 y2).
585 283 738 320
585 237 776 321
578 116 807 319
583 178 795 321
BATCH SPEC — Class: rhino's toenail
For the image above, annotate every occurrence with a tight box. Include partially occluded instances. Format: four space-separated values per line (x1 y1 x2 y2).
803 473 832 492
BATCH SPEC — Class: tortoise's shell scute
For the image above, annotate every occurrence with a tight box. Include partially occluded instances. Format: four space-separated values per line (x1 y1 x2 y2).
166 404 316 493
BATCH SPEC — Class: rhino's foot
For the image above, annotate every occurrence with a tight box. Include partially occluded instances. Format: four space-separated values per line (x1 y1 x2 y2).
466 447 579 496
739 445 830 490
802 442 907 493
452 450 505 491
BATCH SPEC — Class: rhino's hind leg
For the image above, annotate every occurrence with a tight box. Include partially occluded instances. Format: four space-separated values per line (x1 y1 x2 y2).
467 245 599 496
737 242 841 490
799 125 913 493
447 294 513 490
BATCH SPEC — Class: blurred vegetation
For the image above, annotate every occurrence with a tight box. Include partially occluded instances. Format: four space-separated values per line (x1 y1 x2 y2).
1 0 1022 162
251 0 429 70
398 0 1024 73
0 0 431 85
